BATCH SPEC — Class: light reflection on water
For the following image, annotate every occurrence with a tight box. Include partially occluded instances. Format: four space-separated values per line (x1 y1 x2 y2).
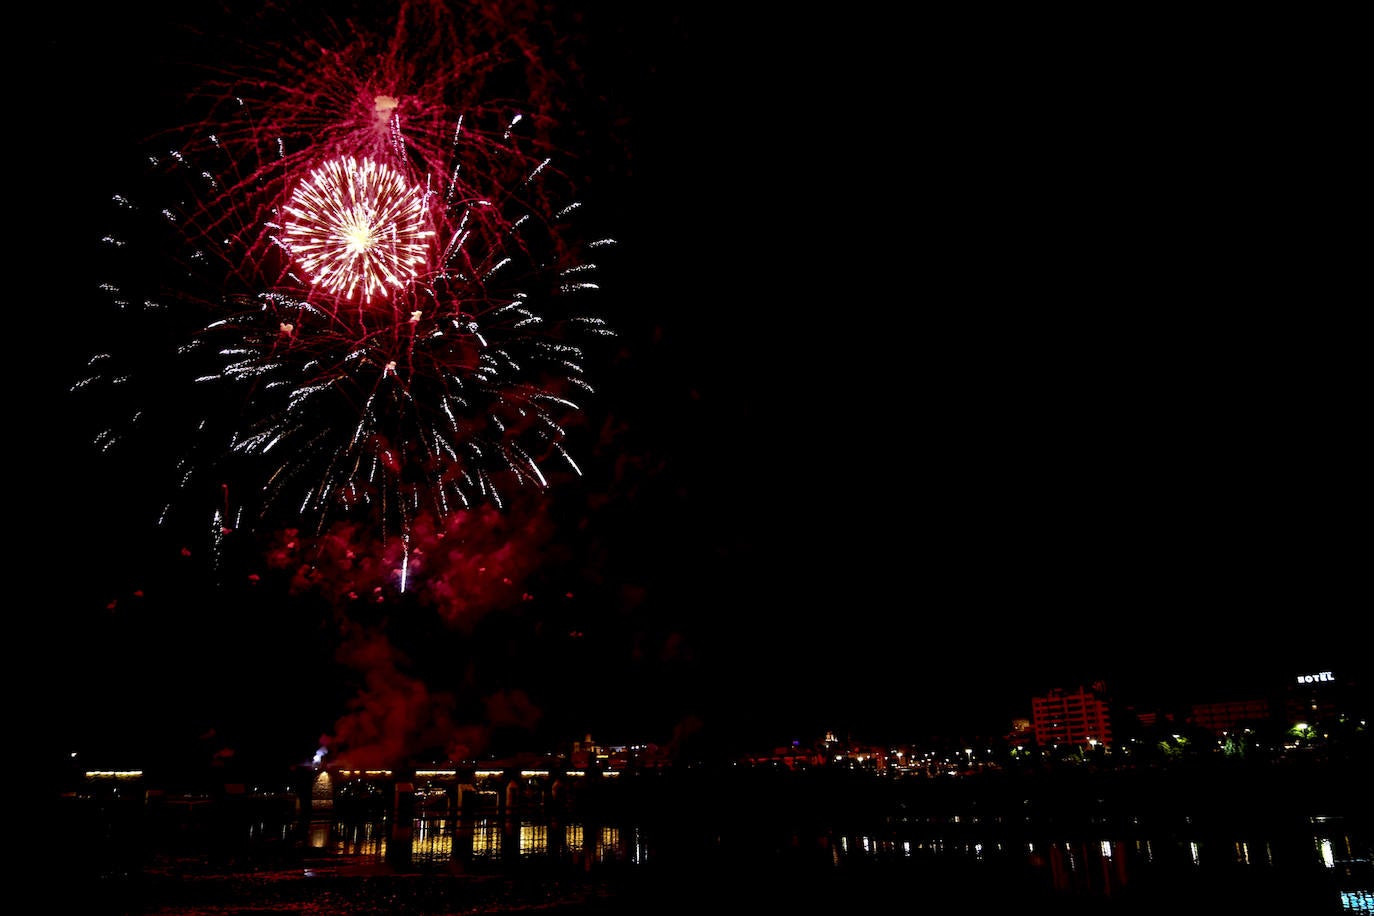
267 810 1374 906
288 815 646 870
328 818 634 865
815 817 1373 910
69 796 1374 912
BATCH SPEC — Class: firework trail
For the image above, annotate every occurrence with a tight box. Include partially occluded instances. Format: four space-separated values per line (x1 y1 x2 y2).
73 0 619 592
156 0 594 291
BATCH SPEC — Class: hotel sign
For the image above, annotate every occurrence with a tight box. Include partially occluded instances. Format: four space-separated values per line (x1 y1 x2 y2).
1296 670 1335 685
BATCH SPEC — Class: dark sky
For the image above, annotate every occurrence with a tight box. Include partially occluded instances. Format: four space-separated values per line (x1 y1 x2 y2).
34 4 1364 774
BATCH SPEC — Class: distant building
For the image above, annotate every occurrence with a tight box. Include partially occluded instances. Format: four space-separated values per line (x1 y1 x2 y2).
1005 717 1033 743
1183 668 1363 737
738 740 827 770
1187 697 1273 734
1031 685 1113 748
1285 668 1348 727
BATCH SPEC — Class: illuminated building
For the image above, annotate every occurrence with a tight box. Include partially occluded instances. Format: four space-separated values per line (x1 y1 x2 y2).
1285 669 1348 726
1183 668 1363 737
1030 685 1113 749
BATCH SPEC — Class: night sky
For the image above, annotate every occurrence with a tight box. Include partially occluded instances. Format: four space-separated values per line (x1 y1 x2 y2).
35 3 1364 776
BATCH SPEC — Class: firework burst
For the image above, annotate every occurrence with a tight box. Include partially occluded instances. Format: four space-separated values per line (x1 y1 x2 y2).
283 155 436 303
74 5 619 587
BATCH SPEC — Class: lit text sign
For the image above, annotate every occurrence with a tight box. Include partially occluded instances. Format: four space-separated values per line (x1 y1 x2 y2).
1296 671 1335 685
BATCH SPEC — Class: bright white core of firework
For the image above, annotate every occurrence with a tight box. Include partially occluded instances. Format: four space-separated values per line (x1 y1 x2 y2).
284 156 434 303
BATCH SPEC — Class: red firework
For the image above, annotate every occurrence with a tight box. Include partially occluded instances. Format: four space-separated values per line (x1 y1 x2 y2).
155 0 593 289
